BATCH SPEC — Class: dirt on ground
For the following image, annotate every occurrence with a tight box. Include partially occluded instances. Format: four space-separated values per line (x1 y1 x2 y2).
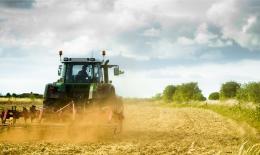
0 101 258 155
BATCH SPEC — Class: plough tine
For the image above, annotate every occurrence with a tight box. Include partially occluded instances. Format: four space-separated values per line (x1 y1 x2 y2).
2 110 8 124
38 108 43 123
72 102 76 121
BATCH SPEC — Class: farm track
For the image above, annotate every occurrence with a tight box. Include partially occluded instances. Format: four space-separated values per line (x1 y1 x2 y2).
0 102 258 155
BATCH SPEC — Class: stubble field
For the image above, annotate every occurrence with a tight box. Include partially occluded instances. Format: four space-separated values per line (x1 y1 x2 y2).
0 101 258 155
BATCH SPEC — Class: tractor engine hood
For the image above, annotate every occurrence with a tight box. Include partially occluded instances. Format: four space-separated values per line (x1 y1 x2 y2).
65 83 94 101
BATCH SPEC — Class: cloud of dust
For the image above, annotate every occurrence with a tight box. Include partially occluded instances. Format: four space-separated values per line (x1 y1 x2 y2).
0 104 122 143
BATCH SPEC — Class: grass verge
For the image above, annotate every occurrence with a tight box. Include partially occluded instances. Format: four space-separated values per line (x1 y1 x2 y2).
161 101 260 133
159 100 260 152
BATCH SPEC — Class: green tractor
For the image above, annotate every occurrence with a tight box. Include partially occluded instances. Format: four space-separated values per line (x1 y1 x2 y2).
42 51 124 133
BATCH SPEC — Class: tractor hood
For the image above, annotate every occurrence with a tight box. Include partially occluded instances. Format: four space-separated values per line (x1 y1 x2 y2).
65 83 96 101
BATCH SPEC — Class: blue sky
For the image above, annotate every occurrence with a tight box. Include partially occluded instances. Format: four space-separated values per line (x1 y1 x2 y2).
0 0 260 97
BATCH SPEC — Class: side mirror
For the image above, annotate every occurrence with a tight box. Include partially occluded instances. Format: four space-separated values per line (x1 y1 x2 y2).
114 67 120 76
114 66 124 76
58 65 62 76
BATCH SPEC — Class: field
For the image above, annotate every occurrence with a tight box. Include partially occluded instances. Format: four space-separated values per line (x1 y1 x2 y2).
0 98 42 111
0 100 260 154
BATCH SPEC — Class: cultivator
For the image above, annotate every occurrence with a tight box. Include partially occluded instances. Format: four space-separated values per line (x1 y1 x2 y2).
0 105 42 125
0 50 124 134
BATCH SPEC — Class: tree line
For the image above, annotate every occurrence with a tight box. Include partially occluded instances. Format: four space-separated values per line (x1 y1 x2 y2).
154 81 260 104
0 92 43 99
153 82 206 103
209 81 260 104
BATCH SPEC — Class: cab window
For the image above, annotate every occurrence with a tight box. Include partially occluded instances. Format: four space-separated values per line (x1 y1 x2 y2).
65 63 102 83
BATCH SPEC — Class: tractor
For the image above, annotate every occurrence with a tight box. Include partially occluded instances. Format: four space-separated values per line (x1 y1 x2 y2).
41 50 124 133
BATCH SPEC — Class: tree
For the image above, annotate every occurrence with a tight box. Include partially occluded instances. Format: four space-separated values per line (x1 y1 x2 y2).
237 82 260 104
6 92 11 98
12 93 17 98
173 82 206 102
29 92 35 102
162 85 176 102
152 93 162 100
220 81 240 100
236 87 248 103
6 92 11 101
246 82 260 103
208 92 220 100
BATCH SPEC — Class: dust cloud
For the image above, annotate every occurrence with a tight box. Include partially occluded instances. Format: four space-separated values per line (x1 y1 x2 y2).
0 105 121 143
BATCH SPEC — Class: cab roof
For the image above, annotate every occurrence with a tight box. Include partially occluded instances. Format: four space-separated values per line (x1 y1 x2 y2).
62 57 102 63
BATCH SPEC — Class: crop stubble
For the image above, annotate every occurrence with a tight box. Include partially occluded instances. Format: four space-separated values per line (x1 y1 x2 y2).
0 102 256 154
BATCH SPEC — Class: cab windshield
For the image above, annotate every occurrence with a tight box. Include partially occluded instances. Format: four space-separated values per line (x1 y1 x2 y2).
65 63 103 83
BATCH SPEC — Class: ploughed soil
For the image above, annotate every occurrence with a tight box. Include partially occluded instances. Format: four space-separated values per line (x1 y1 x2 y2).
0 101 257 155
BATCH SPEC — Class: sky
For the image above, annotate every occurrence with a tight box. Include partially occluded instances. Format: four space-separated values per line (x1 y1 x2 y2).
0 0 260 98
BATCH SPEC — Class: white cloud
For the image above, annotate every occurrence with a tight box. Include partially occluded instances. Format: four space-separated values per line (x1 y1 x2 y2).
150 39 197 59
242 16 257 33
199 50 223 60
207 0 260 50
209 39 233 48
142 28 160 37
195 23 217 44
0 0 259 59
177 37 194 45
61 36 99 55
176 23 233 48
206 0 237 27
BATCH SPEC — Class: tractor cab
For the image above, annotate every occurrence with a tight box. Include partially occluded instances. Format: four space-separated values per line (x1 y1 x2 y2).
43 51 123 109
58 58 104 84
57 57 122 84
